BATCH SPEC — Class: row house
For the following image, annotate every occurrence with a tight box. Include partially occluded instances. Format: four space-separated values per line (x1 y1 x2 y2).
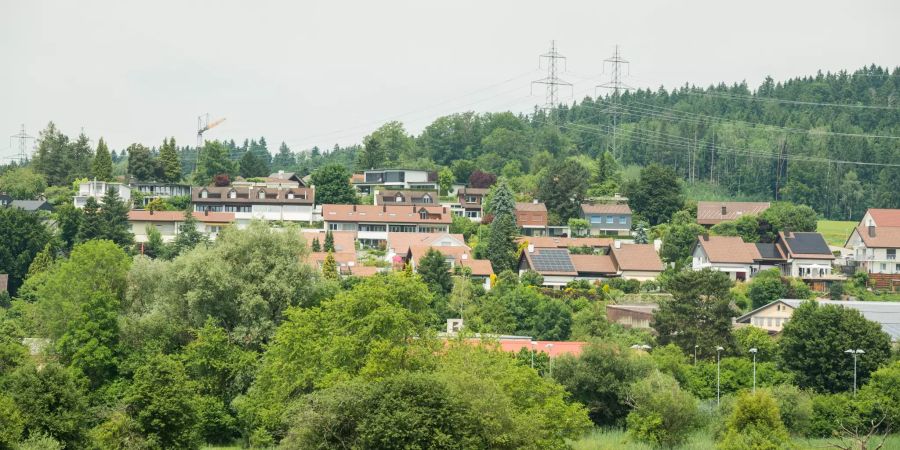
74 180 131 208
351 168 438 194
373 189 438 206
192 185 315 227
322 204 452 247
129 182 191 207
696 201 771 227
518 242 664 288
580 203 632 235
128 210 234 243
845 208 900 290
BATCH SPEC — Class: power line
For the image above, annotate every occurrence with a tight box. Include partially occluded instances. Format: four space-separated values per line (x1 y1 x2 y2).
9 124 35 165
595 45 632 158
686 89 900 111
532 40 573 121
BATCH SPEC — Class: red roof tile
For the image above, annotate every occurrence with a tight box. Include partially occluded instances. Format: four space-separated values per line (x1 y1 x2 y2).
610 244 664 272
128 210 235 223
322 204 452 224
696 235 761 264
697 201 770 225
868 209 900 227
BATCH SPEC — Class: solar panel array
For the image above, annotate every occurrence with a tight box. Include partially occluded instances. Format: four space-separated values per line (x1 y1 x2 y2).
531 249 576 273
787 233 830 254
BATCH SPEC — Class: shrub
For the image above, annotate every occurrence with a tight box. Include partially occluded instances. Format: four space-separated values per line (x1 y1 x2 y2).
520 270 544 287
808 393 866 438
717 390 792 449
626 372 702 447
857 360 900 430
769 384 812 436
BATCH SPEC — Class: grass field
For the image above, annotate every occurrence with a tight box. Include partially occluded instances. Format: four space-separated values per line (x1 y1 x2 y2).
817 219 856 247
572 429 900 450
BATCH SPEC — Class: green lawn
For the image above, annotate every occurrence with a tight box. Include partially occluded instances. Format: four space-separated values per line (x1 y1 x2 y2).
817 220 856 247
572 429 900 450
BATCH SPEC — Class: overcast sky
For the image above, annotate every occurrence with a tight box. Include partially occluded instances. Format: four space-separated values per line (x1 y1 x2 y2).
2 0 898 160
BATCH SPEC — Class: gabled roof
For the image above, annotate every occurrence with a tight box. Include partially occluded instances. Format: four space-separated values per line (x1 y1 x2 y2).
777 232 834 260
610 244 664 272
867 209 900 227
520 248 577 276
736 299 900 341
515 202 547 212
459 258 494 277
570 254 618 274
387 233 466 254
517 236 614 249
695 235 761 264
322 204 452 224
301 230 357 253
697 201 771 225
408 245 472 267
376 190 438 205
581 203 632 215
128 210 235 223
850 226 900 249
309 251 357 265
458 187 489 196
755 243 785 261
9 200 52 212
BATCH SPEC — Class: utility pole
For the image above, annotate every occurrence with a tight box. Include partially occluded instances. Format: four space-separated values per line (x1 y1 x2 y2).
9 124 35 165
597 45 631 159
532 40 572 124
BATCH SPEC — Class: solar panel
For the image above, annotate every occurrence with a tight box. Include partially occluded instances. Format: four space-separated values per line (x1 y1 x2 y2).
787 233 830 255
531 249 576 273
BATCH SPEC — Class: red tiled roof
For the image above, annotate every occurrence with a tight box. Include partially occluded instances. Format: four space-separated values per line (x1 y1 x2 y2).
322 204 452 224
697 201 771 225
498 339 587 358
302 230 357 253
459 258 494 277
346 266 380 277
610 244 664 272
309 252 357 265
852 226 900 249
570 254 618 274
696 235 761 264
515 202 547 212
408 245 471 266
128 210 235 223
517 236 613 249
868 209 900 227
387 233 467 254
581 203 632 215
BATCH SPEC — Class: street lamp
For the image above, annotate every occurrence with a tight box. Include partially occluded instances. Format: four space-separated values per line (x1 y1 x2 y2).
694 345 699 365
749 348 758 392
844 349 865 395
545 343 555 377
530 340 537 369
716 346 724 406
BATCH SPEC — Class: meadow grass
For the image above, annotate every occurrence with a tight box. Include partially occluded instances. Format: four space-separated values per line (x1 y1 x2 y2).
572 428 900 449
817 219 856 247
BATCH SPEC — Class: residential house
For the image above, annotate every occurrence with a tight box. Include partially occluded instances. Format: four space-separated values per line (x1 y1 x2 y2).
609 243 665 281
580 203 632 235
517 236 614 252
322 204 452 247
232 171 307 189
128 210 234 243
606 304 659 330
9 200 53 213
692 235 762 281
775 231 839 290
455 187 488 222
75 180 131 208
401 238 494 290
696 201 771 227
351 168 438 194
0 193 11 207
373 190 438 206
515 202 548 236
845 209 900 290
192 185 315 226
386 232 466 263
735 299 900 341
129 182 191 207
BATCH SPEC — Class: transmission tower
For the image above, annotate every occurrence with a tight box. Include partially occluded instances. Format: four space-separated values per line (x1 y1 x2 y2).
532 40 572 122
596 45 632 159
9 124 35 165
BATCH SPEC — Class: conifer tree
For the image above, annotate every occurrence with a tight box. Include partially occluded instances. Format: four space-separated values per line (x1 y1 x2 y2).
488 180 515 217
173 208 207 256
417 248 452 294
311 237 321 252
127 143 157 182
487 212 518 272
26 243 55 279
91 138 113 181
324 230 335 252
77 197 103 242
158 137 182 183
99 188 134 248
322 251 339 280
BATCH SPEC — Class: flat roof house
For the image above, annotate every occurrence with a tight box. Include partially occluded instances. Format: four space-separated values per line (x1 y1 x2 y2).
322 204 452 247
75 180 131 208
129 182 191 207
192 185 315 226
696 201 771 226
351 168 438 194
580 203 632 236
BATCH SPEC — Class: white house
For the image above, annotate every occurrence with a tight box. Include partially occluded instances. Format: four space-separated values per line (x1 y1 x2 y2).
846 209 900 277
75 180 131 208
192 186 315 227
321 204 452 248
351 169 438 194
692 235 761 281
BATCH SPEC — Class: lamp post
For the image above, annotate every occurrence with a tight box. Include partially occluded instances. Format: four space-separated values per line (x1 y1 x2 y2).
545 343 555 377
530 340 537 369
716 346 724 406
844 349 865 395
749 348 758 392
694 344 698 365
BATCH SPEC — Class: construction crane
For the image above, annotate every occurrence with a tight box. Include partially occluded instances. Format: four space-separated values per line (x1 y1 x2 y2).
196 113 226 148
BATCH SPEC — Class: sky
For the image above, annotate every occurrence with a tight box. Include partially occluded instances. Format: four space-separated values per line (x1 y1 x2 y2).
2 0 898 160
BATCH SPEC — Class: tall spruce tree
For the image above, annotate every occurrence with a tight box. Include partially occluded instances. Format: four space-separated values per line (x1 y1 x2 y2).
77 197 104 242
91 138 113 181
324 230 335 252
158 137 182 183
487 212 518 272
127 143 157 182
99 188 134 249
417 248 453 294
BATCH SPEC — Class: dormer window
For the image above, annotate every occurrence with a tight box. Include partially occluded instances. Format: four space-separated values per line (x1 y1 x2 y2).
419 209 428 220
287 192 295 199
228 189 237 199
422 194 432 204
258 190 266 199
200 189 208 199
396 194 404 203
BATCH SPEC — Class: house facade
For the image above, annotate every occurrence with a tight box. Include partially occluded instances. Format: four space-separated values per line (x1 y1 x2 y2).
580 203 632 235
691 235 761 281
455 187 488 222
322 204 452 247
373 190 438 206
128 210 234 243
191 186 315 226
75 180 131 208
129 182 191 206
515 202 548 236
351 169 438 194
735 299 900 342
696 201 771 227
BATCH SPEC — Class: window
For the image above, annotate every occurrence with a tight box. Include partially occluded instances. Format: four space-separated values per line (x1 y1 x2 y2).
419 210 428 220
200 190 208 199
590 216 604 224
881 263 887 272
258 190 266 199
389 225 417 233
228 190 236 199
605 215 614 224
619 215 627 224
328 223 340 231
896 263 900 272
383 171 405 183
465 195 478 204
287 192 295 199
208 226 222 234
465 210 480 218
396 194 404 203
421 194 432 204
888 249 896 260
358 224 386 232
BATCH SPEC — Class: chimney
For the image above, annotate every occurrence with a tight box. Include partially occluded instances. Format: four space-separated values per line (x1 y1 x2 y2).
149 209 154 215
702 232 709 241
352 205 356 212
868 225 876 238
533 199 539 204
204 210 209 216
528 244 535 253
383 205 386 212
721 205 727 215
